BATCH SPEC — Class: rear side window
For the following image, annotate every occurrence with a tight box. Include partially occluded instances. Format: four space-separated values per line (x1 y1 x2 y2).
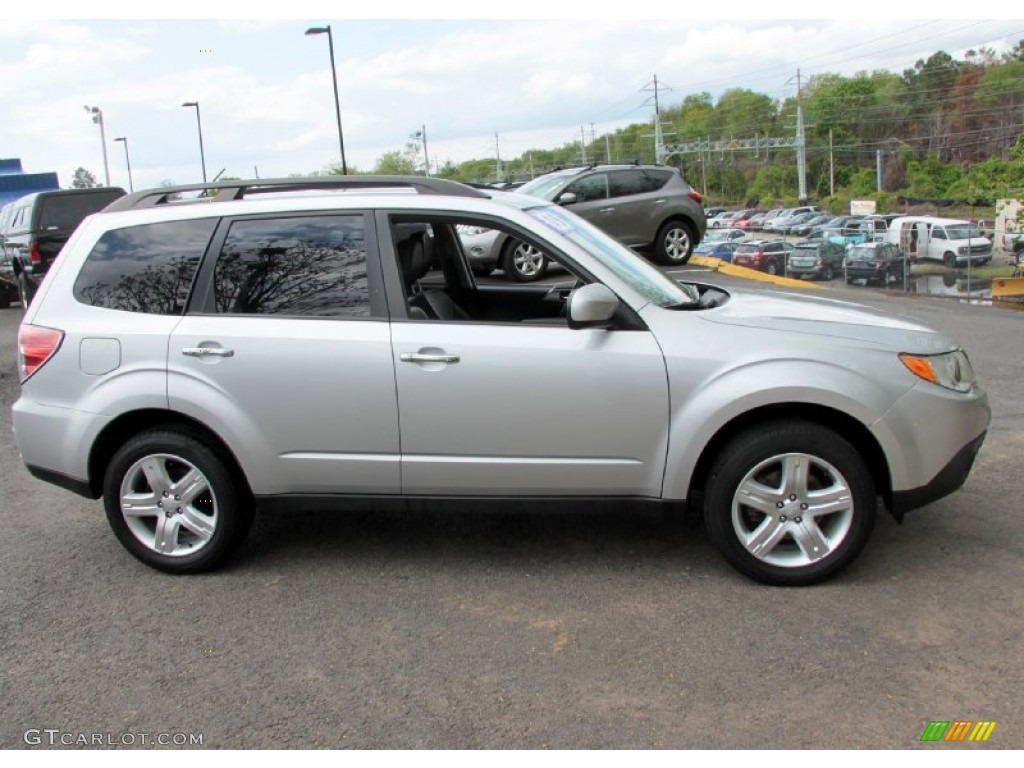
609 169 670 197
213 215 369 317
74 219 216 314
37 191 124 232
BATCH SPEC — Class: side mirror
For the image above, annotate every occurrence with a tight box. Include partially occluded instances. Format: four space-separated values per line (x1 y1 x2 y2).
557 192 578 206
568 284 619 330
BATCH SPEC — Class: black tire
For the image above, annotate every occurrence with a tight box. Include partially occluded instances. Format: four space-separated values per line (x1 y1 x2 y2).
471 263 495 278
943 251 957 269
103 429 253 574
766 262 779 276
654 220 695 266
823 266 835 281
703 421 876 586
502 239 549 282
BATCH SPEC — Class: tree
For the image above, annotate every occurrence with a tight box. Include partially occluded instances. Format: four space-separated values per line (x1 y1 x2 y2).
71 167 99 189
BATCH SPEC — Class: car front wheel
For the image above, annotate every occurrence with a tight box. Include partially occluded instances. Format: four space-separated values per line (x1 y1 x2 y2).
655 220 695 265
103 429 253 573
703 421 876 586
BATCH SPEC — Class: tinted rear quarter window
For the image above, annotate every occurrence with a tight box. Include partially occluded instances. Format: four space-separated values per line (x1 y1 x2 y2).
74 219 217 314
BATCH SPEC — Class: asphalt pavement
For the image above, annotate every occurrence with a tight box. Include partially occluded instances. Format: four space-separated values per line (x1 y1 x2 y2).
1 272 1021 749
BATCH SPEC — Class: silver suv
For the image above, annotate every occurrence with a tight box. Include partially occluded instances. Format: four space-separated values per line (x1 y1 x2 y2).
13 177 989 585
516 163 706 266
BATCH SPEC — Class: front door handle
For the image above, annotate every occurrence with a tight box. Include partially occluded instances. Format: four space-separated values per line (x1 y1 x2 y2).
599 207 615 214
183 347 235 358
400 352 460 364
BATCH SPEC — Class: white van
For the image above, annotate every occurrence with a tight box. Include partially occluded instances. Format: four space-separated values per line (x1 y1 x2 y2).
885 217 992 267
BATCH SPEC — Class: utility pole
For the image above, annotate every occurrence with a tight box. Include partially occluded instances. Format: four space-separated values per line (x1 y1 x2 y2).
795 69 808 203
701 136 708 198
876 148 883 192
605 134 612 163
642 74 670 164
580 125 588 164
494 132 503 182
829 129 835 197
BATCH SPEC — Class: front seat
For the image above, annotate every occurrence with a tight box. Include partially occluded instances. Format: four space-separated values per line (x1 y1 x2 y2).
394 227 471 321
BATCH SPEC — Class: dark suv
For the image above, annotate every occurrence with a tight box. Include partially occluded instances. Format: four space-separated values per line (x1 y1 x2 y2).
517 164 706 266
788 240 847 281
3 187 125 307
844 242 908 286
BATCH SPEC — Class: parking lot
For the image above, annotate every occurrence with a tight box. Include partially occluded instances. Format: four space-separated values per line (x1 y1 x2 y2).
1 269 1021 749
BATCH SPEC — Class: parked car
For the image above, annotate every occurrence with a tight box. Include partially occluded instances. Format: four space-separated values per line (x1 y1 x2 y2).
731 239 795 275
692 241 738 261
703 227 748 244
789 213 833 236
12 176 989 586
730 209 761 230
787 240 847 281
885 217 992 268
746 212 770 230
3 187 126 307
456 224 561 281
766 206 822 233
517 164 706 268
844 242 909 285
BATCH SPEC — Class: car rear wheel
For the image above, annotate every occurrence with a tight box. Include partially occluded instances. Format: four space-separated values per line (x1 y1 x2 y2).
502 239 549 282
703 421 876 586
654 220 695 266
103 429 253 573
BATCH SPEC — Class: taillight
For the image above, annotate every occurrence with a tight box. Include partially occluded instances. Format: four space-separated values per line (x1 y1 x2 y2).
18 324 64 381
688 190 703 205
29 241 42 264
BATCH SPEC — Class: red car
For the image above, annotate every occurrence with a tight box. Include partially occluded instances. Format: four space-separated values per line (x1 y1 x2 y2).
731 240 795 275
732 209 763 230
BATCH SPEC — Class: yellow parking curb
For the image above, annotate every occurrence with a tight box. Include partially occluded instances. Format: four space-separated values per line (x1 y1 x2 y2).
689 255 827 290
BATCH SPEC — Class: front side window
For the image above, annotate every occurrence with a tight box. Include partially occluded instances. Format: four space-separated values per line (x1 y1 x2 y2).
213 215 369 317
74 218 216 314
565 173 609 203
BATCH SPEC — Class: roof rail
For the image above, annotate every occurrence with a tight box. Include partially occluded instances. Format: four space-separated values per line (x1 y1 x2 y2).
103 175 490 212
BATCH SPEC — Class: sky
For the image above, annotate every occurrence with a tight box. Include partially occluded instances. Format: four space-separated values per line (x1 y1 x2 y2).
2 8 1023 191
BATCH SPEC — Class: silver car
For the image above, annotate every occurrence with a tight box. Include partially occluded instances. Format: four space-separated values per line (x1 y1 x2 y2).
13 177 989 585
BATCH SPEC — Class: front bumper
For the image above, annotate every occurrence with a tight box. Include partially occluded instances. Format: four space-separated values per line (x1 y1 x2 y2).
891 432 986 518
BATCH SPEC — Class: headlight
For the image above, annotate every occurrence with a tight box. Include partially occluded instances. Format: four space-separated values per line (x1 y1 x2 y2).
899 350 976 393
957 246 967 255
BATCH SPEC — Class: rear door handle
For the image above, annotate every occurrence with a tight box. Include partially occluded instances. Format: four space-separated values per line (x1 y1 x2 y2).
183 347 235 358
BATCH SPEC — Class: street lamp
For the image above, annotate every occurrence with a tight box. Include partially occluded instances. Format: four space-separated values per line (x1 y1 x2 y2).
113 137 133 192
181 101 208 184
83 105 111 186
305 25 348 175
410 125 430 177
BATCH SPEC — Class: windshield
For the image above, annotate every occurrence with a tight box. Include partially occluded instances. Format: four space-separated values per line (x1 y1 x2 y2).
944 224 985 240
518 171 580 201
525 205 698 307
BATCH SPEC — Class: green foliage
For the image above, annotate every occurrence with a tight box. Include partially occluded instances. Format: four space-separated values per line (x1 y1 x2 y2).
905 155 963 198
71 167 99 189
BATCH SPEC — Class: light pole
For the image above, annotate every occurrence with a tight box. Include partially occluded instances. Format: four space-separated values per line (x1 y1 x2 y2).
410 125 430 177
113 137 133 192
83 105 111 186
181 101 208 183
305 25 348 175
